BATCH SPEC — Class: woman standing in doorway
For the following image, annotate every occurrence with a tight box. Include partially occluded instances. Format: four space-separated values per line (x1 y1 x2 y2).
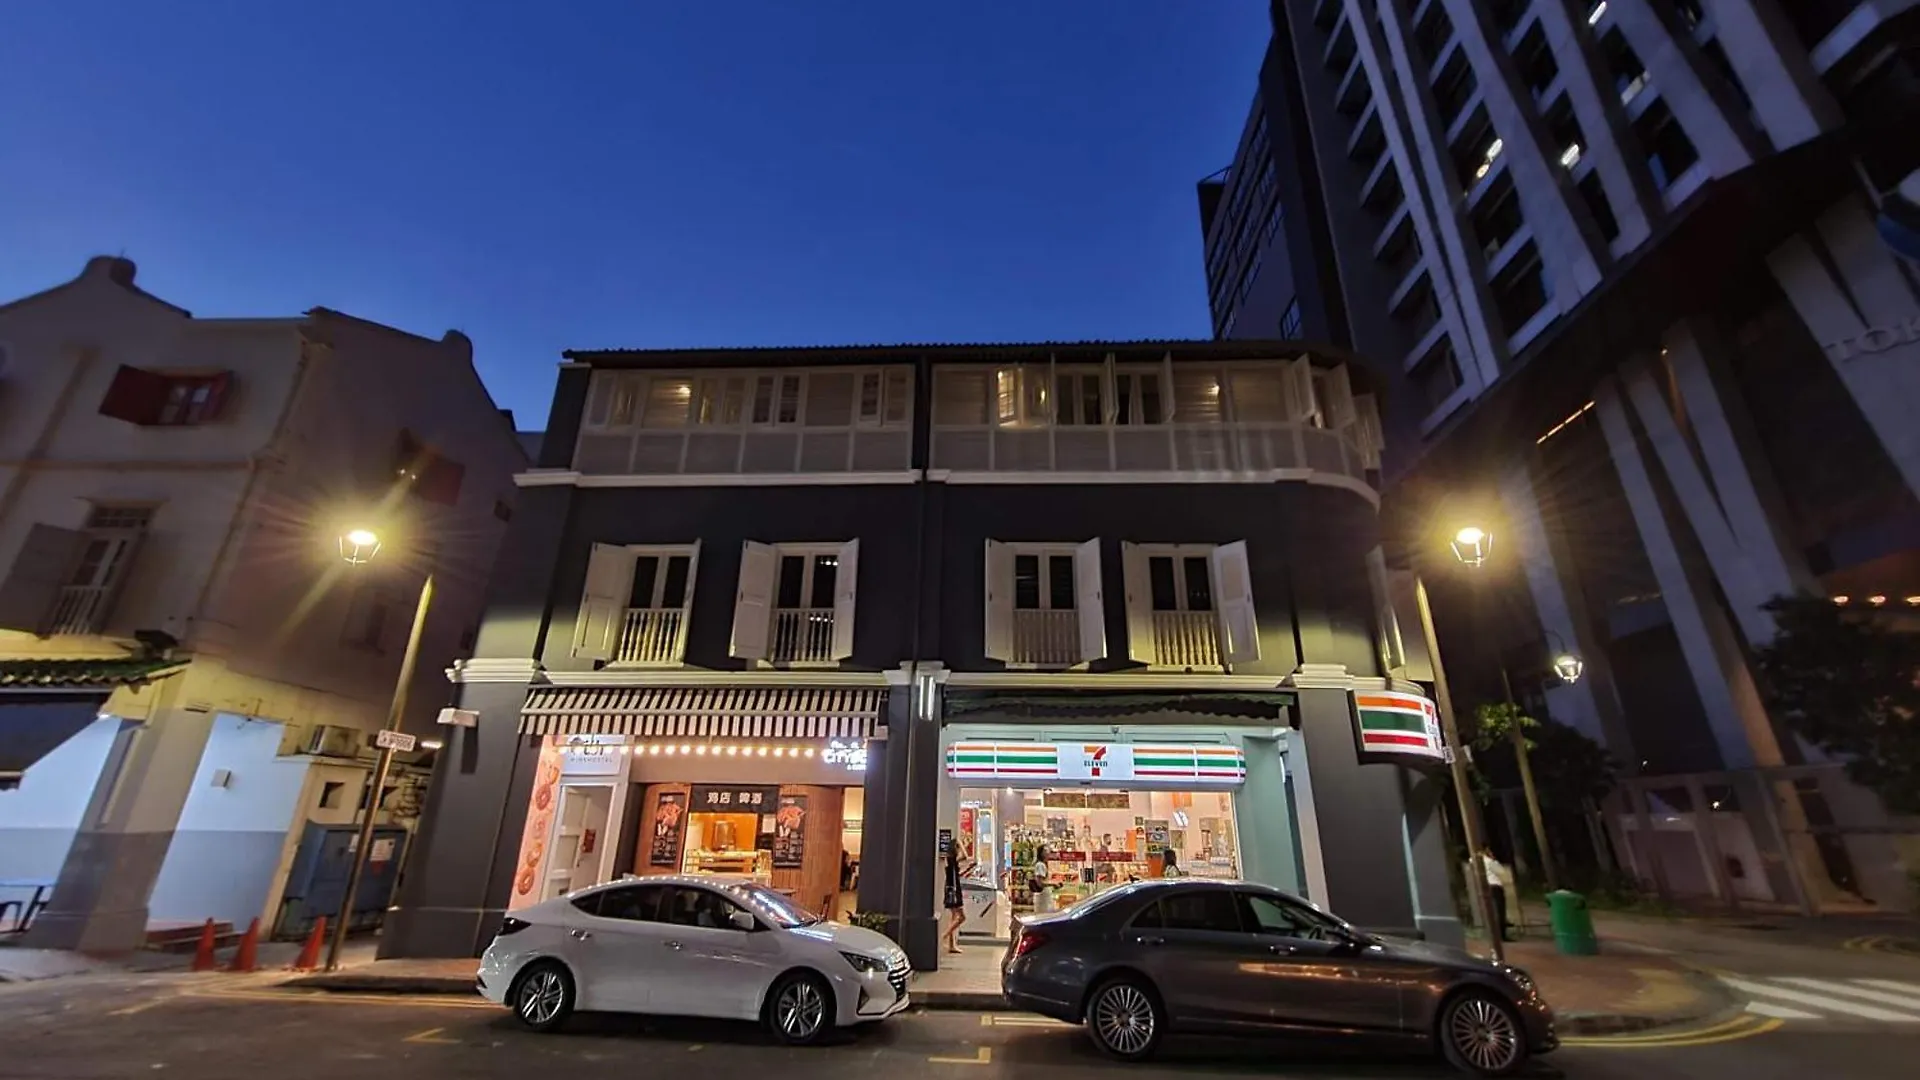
942 848 972 954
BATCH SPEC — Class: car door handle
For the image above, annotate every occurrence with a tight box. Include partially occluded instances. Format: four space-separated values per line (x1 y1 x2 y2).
1137 936 1166 947
1268 943 1297 955
663 940 683 950
569 929 592 941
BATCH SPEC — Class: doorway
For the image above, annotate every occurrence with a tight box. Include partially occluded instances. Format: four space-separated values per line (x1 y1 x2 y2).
544 783 614 900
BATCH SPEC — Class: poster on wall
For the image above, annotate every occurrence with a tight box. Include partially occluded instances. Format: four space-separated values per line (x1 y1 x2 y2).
510 740 566 908
956 806 978 864
649 792 688 867
772 794 809 869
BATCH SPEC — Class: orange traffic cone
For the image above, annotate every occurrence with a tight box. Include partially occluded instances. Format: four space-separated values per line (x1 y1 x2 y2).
190 919 218 972
289 916 327 971
227 917 260 973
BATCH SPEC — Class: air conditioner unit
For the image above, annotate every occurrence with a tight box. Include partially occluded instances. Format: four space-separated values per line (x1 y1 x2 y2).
304 724 361 757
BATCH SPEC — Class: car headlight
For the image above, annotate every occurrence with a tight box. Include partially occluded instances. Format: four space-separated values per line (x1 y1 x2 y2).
841 951 884 974
1501 966 1536 995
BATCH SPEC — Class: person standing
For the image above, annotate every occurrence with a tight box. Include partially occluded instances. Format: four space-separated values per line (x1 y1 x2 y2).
942 849 971 954
1029 846 1055 914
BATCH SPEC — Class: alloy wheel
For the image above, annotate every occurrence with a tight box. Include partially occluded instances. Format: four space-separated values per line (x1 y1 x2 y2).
517 969 566 1026
1447 996 1520 1074
1093 984 1156 1056
777 979 826 1040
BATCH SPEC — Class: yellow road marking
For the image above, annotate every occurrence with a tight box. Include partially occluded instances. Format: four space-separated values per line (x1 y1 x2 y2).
1562 1013 1778 1048
979 1013 1069 1028
107 996 170 1016
928 1046 993 1065
402 1027 459 1044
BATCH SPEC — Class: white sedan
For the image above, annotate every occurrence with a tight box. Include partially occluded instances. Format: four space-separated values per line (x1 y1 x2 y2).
477 875 910 1043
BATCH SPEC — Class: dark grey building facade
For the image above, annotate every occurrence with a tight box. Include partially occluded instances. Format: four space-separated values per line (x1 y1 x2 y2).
1205 2 1920 911
384 340 1471 968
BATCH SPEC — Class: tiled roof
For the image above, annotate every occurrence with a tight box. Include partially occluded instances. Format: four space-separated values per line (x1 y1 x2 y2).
562 338 1375 369
0 657 189 690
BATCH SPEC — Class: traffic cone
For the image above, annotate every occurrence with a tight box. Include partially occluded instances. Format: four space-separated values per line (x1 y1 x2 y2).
289 916 327 971
190 919 218 972
227 917 260 973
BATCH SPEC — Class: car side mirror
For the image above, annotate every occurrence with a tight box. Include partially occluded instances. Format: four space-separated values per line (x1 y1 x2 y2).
729 910 758 932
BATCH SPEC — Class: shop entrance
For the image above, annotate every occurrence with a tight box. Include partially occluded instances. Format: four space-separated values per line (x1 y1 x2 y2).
952 786 1240 938
544 783 616 900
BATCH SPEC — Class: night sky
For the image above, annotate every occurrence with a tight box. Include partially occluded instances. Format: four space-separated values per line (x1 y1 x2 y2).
1 1 1268 428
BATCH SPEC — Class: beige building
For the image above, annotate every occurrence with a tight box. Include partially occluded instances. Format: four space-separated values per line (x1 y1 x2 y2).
0 256 527 950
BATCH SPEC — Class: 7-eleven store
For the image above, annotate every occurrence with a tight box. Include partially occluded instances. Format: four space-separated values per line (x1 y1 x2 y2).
933 682 1450 942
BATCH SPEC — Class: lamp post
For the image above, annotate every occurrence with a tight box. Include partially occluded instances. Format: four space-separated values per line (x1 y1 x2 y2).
326 527 435 971
1414 529 1503 962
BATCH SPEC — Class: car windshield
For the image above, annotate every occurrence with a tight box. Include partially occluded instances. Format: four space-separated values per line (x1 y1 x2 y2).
724 883 822 928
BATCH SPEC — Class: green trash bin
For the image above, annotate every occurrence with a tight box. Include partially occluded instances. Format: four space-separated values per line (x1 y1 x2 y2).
1546 890 1598 955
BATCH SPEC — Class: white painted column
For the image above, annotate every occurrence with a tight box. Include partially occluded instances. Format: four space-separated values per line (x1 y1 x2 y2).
1593 381 1784 770
1768 196 1920 501
1700 0 1841 149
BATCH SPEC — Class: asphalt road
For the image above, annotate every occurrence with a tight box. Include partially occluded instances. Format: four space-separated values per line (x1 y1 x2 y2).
0 972 1909 1080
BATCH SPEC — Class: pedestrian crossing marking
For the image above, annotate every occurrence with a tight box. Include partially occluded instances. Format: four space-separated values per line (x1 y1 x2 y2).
1745 1003 1820 1020
1722 976 1920 1023
1855 979 1920 996
1773 977 1920 1011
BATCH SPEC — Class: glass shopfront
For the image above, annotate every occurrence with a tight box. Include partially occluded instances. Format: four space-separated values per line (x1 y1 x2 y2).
940 726 1302 941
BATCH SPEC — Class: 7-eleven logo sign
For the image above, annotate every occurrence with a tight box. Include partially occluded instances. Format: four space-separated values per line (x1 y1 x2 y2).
1060 743 1132 781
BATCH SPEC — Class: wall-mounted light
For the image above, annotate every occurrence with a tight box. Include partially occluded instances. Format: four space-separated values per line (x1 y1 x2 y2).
1552 653 1585 685
1452 526 1492 567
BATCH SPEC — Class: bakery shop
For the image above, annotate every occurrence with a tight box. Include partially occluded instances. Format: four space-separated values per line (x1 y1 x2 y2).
502 686 881 922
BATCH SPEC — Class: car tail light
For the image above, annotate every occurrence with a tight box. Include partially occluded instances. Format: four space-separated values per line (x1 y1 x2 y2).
498 916 531 936
1014 929 1049 958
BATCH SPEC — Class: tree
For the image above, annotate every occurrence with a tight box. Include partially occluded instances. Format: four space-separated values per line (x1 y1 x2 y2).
1468 702 1617 808
1753 595 1920 815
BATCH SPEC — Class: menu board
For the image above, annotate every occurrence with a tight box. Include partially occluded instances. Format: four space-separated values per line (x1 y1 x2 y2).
772 793 808 869
689 784 779 812
649 791 687 867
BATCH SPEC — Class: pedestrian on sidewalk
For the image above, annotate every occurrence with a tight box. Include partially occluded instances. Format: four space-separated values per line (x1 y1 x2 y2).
1480 847 1517 941
941 849 974 954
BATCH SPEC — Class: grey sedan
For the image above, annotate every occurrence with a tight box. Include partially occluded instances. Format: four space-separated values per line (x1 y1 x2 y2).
1000 879 1555 1076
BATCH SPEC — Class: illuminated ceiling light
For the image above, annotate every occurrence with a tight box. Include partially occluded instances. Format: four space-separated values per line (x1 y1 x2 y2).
1451 526 1492 567
338 528 382 565
680 744 692 755
805 748 816 758
696 745 708 755
726 745 738 755
649 744 661 755
1870 595 1888 606
1833 595 1850 605
1560 143 1582 168
1484 138 1504 162
774 747 787 757
1588 1 1608 25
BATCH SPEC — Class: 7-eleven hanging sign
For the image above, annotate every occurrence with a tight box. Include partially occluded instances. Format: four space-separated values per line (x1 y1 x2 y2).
1352 690 1446 764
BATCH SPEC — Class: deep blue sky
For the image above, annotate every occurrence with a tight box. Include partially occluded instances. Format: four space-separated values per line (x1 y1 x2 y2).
1 1 1267 428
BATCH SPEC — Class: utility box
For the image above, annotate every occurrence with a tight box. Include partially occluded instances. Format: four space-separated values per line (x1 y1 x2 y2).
275 822 409 940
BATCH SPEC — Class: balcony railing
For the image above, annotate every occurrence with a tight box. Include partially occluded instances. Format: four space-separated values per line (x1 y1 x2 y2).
772 608 835 664
1010 609 1079 667
1150 610 1222 669
615 607 687 665
47 585 110 635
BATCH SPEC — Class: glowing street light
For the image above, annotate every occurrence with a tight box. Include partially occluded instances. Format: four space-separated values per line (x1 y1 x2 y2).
1552 652 1585 685
1451 526 1491 567
339 528 381 565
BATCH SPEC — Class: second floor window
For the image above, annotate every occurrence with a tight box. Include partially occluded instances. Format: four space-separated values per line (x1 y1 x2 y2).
1121 541 1259 670
0 505 154 637
983 540 1105 667
98 366 232 427
572 542 702 666
731 540 859 665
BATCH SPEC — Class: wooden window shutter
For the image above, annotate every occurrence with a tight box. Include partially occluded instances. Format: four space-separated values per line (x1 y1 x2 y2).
98 365 168 425
0 524 88 634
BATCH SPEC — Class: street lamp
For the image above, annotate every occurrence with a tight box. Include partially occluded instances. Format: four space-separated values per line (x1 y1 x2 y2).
1412 528 1504 962
325 526 436 972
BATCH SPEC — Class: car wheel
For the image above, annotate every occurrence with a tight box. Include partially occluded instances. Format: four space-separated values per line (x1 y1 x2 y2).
508 960 575 1033
1085 976 1164 1062
1438 991 1528 1077
764 971 833 1046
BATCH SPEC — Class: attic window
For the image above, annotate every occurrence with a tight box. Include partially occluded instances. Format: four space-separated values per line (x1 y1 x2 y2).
98 366 232 426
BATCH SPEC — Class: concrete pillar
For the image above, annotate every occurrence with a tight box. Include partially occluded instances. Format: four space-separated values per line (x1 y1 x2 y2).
1531 0 1660 245
1593 380 1783 769
1498 461 1636 757
379 675 539 958
1768 196 1920 503
1608 0 1759 177
24 672 210 952
1291 680 1460 944
1701 0 1841 149
859 674 938 970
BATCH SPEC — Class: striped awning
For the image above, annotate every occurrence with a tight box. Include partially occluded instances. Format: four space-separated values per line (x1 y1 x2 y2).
518 685 886 739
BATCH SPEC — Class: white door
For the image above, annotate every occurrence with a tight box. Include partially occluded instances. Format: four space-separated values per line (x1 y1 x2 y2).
572 883 673 1012
654 885 785 1019
544 785 614 900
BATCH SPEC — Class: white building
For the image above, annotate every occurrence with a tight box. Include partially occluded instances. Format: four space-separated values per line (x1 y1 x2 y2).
0 257 527 950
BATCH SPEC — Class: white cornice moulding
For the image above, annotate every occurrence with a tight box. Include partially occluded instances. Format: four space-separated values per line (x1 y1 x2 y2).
1284 663 1356 690
446 658 544 683
931 469 1379 507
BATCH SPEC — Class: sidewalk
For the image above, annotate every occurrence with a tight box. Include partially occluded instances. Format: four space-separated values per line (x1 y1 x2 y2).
281 930 1734 1034
0 937 372 984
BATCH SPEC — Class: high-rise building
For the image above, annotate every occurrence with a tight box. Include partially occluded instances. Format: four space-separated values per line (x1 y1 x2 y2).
1204 2 1920 911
